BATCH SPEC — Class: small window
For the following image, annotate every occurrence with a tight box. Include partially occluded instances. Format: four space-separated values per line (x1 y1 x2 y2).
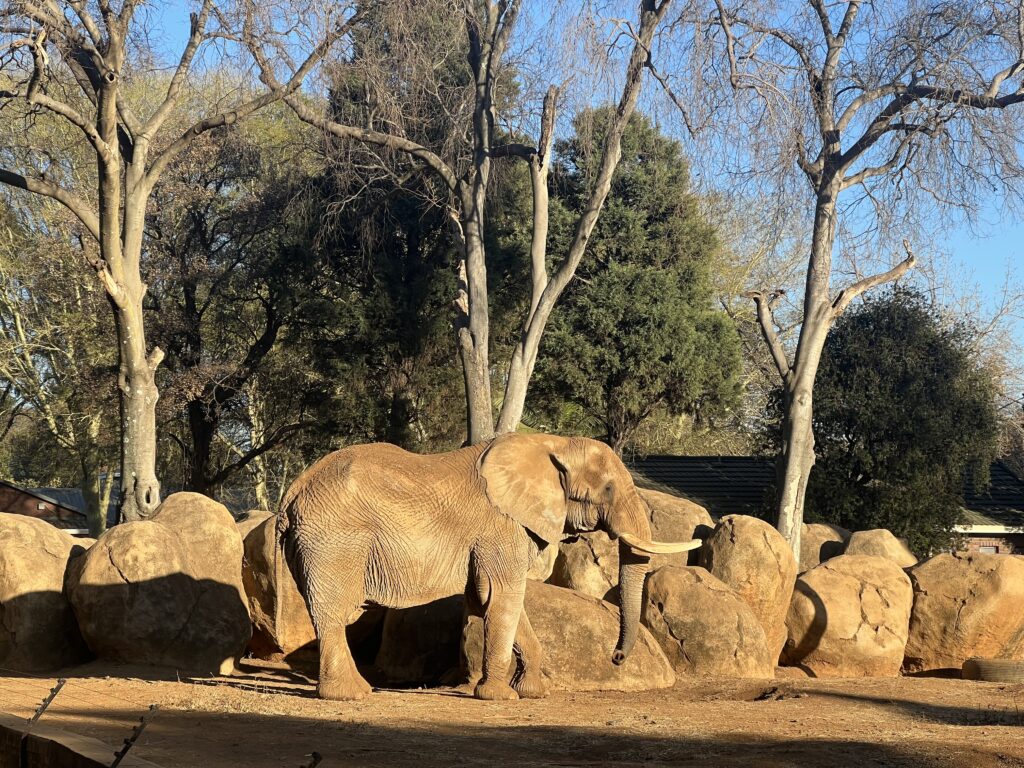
979 546 998 554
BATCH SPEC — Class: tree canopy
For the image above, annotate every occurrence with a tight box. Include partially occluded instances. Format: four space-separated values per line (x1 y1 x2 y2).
804 287 1001 554
532 110 742 454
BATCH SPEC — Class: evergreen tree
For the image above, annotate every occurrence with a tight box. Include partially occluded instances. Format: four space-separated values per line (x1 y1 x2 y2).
532 110 742 453
805 287 1001 554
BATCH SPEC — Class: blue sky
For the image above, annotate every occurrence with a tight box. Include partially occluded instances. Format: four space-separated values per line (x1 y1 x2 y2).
943 217 1023 296
142 1 1022 354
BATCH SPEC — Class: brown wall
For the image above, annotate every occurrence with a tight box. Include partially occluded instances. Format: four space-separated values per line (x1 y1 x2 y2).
959 534 1024 555
0 485 83 527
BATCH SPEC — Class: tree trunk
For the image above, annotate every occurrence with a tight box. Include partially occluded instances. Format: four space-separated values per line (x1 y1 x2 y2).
117 321 162 521
113 206 163 523
79 458 106 537
186 399 216 496
774 379 816 556
253 460 271 512
455 229 494 444
773 187 837 553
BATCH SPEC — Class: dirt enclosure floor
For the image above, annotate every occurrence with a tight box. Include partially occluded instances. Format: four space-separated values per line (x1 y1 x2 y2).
1 661 1022 767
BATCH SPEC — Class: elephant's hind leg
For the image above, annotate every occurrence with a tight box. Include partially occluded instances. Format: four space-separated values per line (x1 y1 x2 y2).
317 618 372 701
511 609 548 699
306 551 373 701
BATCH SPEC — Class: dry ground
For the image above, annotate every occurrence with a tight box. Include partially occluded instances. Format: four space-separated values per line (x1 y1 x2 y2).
1 661 1022 767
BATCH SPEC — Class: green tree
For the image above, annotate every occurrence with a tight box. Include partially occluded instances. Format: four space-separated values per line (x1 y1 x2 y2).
804 287 1000 554
147 111 319 498
532 110 741 454
0 207 118 534
296 175 466 453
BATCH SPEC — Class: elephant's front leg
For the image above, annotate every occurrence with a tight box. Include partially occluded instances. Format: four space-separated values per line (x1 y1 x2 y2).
475 589 525 701
511 609 548 699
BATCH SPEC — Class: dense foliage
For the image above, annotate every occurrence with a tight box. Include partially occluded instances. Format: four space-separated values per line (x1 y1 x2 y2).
532 111 742 453
1 1 1014 525
803 288 1001 554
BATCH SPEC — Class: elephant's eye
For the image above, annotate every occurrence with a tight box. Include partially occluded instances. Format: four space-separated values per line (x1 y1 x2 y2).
603 482 615 503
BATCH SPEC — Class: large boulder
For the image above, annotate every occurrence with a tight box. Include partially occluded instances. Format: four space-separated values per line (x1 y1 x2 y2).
464 581 675 692
642 565 774 678
549 490 711 600
374 596 465 685
781 555 912 677
845 529 917 568
903 552 1024 674
67 493 251 673
0 515 91 671
799 523 850 571
241 515 316 658
549 532 618 600
700 515 797 660
640 489 714 567
236 510 272 541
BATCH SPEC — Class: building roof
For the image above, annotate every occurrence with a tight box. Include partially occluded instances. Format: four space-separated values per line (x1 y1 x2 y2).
627 456 1024 531
628 456 776 519
960 461 1024 529
29 487 87 512
0 480 86 516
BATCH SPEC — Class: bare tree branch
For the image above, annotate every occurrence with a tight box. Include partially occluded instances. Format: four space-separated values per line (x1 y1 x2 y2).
744 288 792 383
145 7 363 191
0 168 99 239
141 0 215 137
831 239 918 318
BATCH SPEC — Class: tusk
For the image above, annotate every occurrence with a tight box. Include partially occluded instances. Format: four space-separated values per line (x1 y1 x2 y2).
618 532 703 555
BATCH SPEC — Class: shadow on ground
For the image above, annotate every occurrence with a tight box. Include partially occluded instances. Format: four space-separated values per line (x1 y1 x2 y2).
811 688 1024 727
34 703 1024 768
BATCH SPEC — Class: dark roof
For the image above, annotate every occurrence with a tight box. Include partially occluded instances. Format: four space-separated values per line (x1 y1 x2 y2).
628 456 1024 531
0 480 86 517
628 456 775 519
29 487 87 513
961 461 1024 529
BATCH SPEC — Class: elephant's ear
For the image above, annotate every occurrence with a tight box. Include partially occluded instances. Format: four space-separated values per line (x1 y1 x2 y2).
477 434 569 546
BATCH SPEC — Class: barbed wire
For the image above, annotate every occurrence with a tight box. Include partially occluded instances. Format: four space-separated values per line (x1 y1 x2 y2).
0 664 161 713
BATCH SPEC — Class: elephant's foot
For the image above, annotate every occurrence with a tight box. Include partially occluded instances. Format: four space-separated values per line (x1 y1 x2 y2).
474 679 519 701
318 674 372 701
511 671 548 699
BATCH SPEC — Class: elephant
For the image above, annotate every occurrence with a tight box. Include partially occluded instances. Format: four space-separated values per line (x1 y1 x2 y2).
277 432 700 701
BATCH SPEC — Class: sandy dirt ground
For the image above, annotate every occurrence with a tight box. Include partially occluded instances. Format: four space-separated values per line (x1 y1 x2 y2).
1 661 1022 767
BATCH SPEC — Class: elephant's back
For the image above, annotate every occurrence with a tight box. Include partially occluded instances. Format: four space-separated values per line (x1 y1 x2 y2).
281 442 485 530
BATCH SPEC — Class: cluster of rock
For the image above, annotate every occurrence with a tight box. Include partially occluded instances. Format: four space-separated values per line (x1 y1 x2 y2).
784 524 1024 678
0 494 251 674
1 486 1022 689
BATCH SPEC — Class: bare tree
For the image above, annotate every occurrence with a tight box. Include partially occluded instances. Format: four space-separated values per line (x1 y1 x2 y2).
0 214 116 533
670 0 1024 553
0 0 358 519
248 0 674 443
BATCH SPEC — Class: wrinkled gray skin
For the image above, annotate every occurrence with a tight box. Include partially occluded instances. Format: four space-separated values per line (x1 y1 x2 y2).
278 433 675 701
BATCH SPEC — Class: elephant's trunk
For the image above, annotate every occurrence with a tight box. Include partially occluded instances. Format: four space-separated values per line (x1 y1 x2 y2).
612 541 650 665
607 489 703 665
608 491 654 665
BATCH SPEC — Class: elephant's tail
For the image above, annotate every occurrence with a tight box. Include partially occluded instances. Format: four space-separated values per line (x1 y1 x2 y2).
276 491 301 573
275 486 307 609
